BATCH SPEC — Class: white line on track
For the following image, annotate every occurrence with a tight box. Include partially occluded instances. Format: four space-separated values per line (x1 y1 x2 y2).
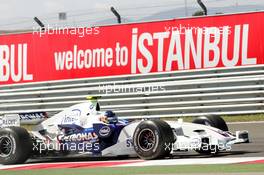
1 157 263 170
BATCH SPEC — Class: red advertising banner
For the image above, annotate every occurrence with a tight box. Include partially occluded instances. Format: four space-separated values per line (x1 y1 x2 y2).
0 11 263 85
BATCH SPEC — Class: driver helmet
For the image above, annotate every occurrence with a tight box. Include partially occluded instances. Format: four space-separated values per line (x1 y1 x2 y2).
104 110 118 124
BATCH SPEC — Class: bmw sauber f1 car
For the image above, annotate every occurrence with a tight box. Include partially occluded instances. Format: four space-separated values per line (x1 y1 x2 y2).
0 96 249 165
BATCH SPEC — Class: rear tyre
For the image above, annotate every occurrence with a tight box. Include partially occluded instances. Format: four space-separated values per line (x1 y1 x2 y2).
133 120 174 160
192 115 228 131
0 127 32 165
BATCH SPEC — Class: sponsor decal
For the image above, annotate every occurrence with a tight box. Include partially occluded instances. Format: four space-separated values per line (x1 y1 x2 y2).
61 116 78 124
0 114 20 128
89 104 95 109
58 132 98 142
19 112 47 121
61 109 81 124
99 126 111 137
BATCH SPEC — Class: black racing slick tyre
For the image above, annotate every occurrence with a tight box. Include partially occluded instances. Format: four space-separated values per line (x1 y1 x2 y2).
0 127 33 165
192 115 228 131
133 120 174 160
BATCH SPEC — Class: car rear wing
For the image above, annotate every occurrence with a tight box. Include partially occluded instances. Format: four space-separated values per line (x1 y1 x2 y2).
0 112 48 127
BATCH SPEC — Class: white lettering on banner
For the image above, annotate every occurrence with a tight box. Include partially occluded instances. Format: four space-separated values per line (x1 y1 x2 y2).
222 25 240 67
131 24 256 73
53 24 256 74
166 30 184 70
204 27 220 68
184 28 202 69
138 33 153 73
153 31 170 71
54 45 114 70
241 25 256 65
0 44 33 82
115 42 128 66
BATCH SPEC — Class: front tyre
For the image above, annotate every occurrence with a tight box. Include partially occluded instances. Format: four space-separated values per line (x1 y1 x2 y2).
192 115 228 131
0 127 32 165
133 120 174 160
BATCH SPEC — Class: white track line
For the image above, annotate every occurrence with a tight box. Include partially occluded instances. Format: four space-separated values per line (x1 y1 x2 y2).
0 159 141 170
1 157 263 169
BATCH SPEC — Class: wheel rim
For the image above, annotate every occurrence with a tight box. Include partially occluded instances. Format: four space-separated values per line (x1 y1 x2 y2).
137 129 155 151
0 136 12 157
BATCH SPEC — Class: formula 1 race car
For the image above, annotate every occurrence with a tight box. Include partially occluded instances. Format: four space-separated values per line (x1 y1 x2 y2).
0 97 249 165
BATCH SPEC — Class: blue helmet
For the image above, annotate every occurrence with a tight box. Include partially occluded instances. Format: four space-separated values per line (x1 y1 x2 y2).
104 110 118 123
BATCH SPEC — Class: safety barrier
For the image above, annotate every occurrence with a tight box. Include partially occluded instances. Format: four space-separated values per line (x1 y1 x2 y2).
0 65 263 120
